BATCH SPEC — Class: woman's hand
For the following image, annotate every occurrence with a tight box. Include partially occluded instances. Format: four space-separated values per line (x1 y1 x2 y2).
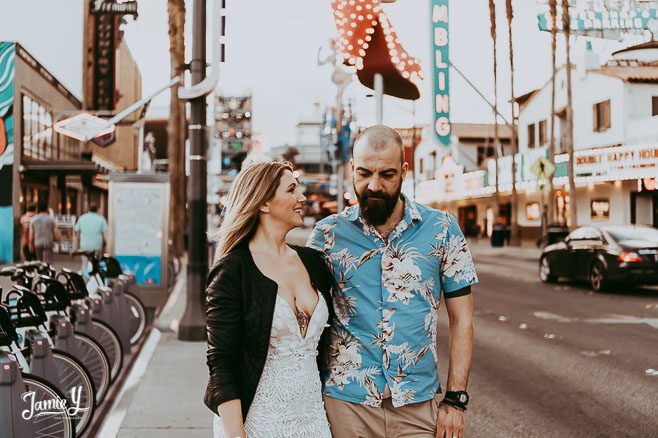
217 399 245 438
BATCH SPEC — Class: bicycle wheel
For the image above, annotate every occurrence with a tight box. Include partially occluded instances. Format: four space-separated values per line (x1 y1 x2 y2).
74 332 111 405
125 292 147 346
90 318 123 382
21 373 76 438
52 350 96 437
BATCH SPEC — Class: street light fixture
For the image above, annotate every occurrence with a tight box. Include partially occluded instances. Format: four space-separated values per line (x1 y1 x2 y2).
54 76 182 142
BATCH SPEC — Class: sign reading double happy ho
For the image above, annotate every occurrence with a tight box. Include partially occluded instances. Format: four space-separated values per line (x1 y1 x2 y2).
431 0 450 147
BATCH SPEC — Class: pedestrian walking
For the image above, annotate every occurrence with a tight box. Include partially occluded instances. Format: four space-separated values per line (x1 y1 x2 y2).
20 203 37 261
308 125 478 438
205 161 334 438
29 200 59 264
74 203 108 273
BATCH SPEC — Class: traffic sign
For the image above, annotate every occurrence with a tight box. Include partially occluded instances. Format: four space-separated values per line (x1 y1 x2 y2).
530 157 555 180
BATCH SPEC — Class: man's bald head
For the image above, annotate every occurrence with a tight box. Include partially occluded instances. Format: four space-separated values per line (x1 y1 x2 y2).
353 125 404 164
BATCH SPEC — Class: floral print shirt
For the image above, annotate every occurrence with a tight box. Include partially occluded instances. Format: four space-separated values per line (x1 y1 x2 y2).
307 197 478 408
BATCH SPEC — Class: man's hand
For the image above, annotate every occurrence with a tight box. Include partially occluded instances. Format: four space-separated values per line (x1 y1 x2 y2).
437 402 465 438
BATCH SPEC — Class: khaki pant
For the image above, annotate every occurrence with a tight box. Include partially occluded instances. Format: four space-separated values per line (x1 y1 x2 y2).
324 394 440 438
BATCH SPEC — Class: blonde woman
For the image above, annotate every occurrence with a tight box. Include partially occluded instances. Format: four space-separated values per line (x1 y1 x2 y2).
204 161 334 438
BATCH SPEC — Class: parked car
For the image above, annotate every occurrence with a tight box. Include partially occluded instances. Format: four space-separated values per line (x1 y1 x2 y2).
539 225 658 291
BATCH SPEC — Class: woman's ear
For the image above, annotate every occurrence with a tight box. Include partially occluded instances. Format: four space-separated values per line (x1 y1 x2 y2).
259 202 270 214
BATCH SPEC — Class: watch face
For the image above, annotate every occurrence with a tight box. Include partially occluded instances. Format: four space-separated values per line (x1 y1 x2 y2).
459 394 468 403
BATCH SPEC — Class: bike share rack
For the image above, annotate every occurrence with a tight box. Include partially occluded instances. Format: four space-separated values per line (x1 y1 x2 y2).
0 256 155 438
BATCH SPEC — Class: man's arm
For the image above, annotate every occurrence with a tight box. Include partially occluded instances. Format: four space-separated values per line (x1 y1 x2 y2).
437 287 474 438
444 288 473 391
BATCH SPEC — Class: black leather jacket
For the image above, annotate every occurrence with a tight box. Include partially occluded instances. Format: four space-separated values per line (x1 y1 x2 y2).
203 243 335 419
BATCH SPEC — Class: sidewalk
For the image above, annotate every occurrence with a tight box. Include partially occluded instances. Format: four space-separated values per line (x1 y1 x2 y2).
97 267 212 437
467 237 542 262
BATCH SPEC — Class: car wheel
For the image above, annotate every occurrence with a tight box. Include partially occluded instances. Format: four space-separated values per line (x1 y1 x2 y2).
539 256 557 283
589 261 608 292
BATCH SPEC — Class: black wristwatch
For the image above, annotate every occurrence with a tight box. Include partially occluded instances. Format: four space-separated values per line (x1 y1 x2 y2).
442 390 469 411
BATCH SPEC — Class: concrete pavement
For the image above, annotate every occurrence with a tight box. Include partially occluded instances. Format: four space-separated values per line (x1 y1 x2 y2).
96 267 213 438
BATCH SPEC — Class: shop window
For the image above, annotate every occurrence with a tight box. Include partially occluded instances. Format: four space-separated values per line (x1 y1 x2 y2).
593 100 611 132
652 96 658 117
538 120 547 146
21 93 54 160
527 123 536 148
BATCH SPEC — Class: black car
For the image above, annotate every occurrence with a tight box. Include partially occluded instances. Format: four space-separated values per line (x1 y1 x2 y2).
539 225 658 291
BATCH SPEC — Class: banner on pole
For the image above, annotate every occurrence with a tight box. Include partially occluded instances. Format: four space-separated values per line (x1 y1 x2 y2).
431 0 450 147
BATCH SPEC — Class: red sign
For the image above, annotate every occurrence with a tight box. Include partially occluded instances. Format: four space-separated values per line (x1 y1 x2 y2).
396 127 422 171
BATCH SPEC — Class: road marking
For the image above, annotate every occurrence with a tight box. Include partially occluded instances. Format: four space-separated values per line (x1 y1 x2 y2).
533 311 658 329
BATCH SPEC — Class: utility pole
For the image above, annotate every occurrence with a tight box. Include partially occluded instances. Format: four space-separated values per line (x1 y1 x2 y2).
562 0 578 229
506 0 520 246
178 0 208 341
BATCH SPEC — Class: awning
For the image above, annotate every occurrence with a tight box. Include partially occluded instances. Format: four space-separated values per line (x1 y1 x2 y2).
20 160 108 176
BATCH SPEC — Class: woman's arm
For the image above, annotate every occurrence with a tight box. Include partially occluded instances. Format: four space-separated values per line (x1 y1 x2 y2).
217 399 245 438
204 257 245 436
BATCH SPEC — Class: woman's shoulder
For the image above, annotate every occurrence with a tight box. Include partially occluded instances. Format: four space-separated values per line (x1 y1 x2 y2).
206 246 248 286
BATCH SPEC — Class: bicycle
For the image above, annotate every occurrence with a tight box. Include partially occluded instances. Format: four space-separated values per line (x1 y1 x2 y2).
1 285 96 436
0 305 76 438
76 251 147 347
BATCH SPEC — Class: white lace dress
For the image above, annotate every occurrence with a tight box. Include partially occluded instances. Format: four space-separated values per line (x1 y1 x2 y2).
213 291 332 438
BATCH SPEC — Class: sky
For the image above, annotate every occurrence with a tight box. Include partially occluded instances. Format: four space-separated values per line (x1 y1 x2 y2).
0 0 643 149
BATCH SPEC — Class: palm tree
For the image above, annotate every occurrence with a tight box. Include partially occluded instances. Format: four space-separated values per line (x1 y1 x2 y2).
562 0 577 228
505 0 520 245
167 0 187 256
489 0 501 221
547 0 558 226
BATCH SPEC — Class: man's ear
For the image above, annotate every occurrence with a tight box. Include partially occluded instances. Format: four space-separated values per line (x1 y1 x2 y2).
401 161 409 180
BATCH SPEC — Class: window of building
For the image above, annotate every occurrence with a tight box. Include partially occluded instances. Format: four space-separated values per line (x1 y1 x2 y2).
538 120 547 146
652 96 658 117
593 99 611 132
477 145 495 167
21 94 54 160
419 158 424 175
527 123 536 148
427 151 437 179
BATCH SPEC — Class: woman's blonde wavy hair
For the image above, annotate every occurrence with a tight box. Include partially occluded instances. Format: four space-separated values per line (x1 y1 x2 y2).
214 161 294 260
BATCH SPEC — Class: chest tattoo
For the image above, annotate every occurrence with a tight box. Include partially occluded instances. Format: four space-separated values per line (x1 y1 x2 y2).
295 307 310 338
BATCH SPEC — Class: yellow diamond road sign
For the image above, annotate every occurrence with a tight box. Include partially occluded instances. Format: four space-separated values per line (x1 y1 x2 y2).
530 157 555 180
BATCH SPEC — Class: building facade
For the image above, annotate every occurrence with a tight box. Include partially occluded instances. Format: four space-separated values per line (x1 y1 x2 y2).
415 42 658 239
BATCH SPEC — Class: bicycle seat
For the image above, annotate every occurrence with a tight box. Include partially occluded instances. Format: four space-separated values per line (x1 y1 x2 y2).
72 250 98 257
0 266 19 277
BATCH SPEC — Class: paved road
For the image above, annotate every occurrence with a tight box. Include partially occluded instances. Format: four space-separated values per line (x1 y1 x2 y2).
290 227 657 436
441 252 658 437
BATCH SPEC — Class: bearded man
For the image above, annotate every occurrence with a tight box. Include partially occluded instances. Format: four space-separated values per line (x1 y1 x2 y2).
308 125 478 438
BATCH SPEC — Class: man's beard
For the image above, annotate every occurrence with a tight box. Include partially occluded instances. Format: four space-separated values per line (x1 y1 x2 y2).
354 181 402 227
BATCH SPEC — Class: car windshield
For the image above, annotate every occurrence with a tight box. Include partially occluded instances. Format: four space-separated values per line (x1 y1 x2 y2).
604 227 658 243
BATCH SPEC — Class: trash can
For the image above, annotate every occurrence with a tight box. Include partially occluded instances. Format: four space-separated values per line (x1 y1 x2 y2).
546 225 570 246
491 223 506 247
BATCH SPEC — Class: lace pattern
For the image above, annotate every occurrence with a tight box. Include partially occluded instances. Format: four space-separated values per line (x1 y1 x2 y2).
213 291 332 438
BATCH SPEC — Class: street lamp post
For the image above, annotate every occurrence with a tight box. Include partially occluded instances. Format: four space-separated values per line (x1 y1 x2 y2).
178 0 208 342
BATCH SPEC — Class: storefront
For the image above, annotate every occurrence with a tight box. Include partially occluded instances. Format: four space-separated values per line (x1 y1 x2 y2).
0 43 110 263
414 143 658 244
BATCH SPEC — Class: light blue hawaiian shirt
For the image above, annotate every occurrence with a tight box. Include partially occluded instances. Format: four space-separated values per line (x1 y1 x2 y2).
307 196 478 408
